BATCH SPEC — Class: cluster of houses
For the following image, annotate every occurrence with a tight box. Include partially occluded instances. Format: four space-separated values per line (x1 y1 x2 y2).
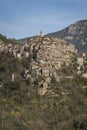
22 33 78 94
0 39 29 59
0 33 87 95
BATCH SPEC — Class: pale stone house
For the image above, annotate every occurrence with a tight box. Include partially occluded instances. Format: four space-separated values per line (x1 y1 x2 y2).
77 57 84 66
82 73 87 78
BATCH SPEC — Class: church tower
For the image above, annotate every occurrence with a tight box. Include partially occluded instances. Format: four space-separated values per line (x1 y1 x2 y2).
39 30 44 38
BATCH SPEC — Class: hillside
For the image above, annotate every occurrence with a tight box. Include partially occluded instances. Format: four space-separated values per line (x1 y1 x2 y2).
0 34 87 130
47 19 87 53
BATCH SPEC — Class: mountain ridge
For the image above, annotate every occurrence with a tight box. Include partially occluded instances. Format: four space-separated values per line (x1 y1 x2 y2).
47 19 87 53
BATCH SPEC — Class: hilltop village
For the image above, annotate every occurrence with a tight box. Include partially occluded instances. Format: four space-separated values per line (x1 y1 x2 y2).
0 32 87 94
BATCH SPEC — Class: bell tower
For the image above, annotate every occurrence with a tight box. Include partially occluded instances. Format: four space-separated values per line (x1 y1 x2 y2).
39 30 44 38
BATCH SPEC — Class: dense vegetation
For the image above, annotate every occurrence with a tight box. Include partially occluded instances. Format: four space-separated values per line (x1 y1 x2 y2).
0 52 87 130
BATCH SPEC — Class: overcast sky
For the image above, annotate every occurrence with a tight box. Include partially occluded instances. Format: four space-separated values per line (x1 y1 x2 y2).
0 0 87 39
